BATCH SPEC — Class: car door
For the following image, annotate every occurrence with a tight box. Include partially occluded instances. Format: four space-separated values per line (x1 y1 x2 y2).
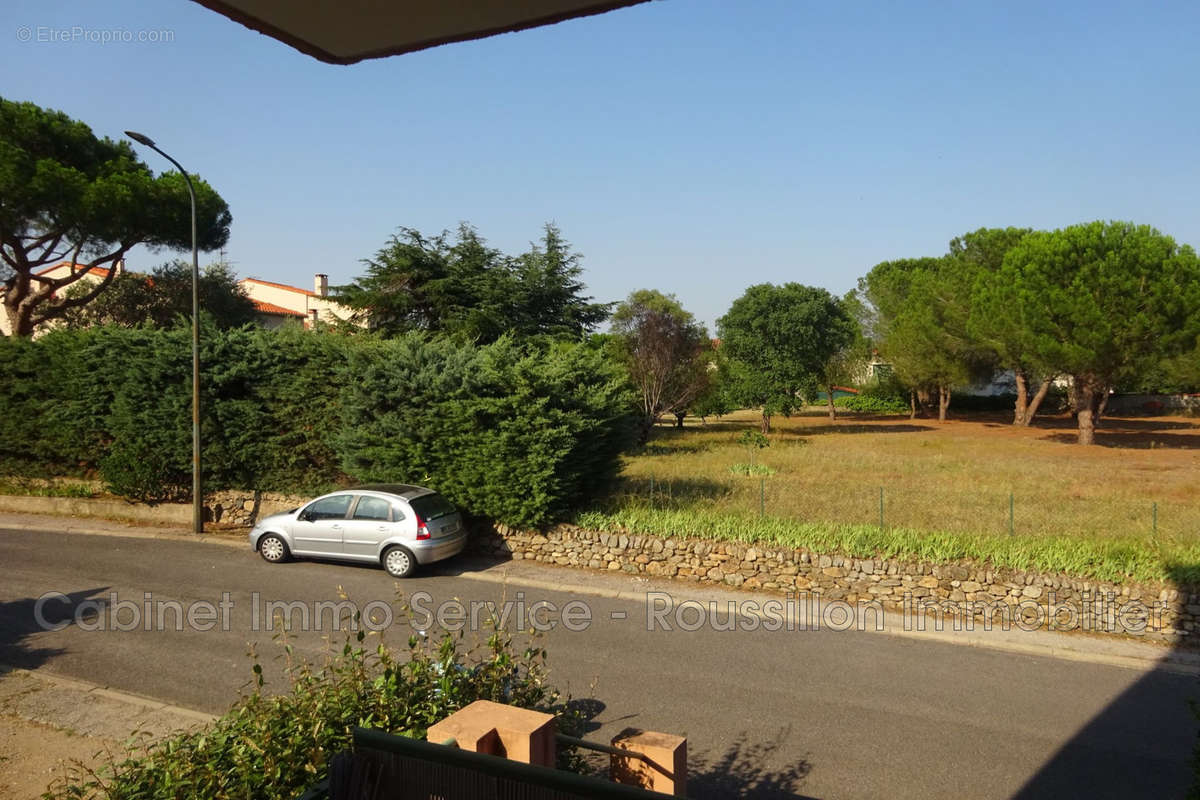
341 494 403 558
292 494 353 554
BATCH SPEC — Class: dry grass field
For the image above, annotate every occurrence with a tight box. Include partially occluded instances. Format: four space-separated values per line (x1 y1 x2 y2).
578 409 1200 584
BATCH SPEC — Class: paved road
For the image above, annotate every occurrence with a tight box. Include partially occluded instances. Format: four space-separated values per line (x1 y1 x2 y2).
2 526 1196 799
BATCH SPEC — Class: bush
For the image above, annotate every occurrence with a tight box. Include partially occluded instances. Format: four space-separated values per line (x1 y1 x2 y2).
833 376 910 414
337 335 636 527
99 441 189 502
45 615 585 800
835 394 909 414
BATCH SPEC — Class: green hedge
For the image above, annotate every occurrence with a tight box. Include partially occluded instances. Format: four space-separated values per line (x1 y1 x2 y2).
0 326 635 526
834 394 910 414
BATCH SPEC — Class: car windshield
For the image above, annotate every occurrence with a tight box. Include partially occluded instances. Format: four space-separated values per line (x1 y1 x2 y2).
409 493 456 521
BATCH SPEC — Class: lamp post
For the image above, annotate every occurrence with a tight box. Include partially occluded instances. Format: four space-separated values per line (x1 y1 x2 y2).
125 131 203 534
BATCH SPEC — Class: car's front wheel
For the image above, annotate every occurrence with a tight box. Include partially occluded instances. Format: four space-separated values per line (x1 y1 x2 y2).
259 534 290 564
382 546 417 578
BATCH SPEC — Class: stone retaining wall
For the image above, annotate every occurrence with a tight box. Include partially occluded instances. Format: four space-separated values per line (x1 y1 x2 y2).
205 490 308 526
470 522 1196 644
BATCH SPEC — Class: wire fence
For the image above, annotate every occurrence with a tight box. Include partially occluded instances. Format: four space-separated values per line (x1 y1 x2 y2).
618 474 1199 545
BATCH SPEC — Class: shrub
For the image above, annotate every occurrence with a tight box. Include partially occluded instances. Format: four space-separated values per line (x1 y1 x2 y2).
46 615 585 800
99 441 189 502
836 394 910 414
337 335 636 527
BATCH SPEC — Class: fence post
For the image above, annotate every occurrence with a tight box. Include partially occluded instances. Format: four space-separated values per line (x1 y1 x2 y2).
878 487 884 530
1009 493 1014 537
1153 501 1158 538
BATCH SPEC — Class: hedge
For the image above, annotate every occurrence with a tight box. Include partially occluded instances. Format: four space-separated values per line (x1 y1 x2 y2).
0 326 635 527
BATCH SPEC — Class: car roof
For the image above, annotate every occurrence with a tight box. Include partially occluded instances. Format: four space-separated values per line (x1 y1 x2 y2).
348 484 434 501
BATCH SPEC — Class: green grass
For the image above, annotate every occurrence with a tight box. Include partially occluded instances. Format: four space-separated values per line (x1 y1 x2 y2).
576 506 1200 585
578 409 1200 585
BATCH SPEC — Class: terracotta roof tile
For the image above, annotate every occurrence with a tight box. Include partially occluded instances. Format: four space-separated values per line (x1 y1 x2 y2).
251 300 306 317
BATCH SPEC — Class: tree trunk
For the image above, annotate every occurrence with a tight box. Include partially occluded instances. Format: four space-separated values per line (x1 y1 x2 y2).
1075 379 1102 445
637 415 654 445
761 409 771 434
1023 377 1053 426
827 386 837 421
674 412 686 429
1096 388 1111 425
937 385 950 422
909 390 918 419
1013 368 1029 425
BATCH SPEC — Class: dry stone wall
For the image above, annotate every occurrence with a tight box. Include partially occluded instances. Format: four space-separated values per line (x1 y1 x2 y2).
469 521 1193 644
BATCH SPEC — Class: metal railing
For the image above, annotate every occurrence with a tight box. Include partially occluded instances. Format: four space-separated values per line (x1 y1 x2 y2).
296 726 678 800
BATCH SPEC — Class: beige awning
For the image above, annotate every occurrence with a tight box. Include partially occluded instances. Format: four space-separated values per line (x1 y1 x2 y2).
193 0 650 64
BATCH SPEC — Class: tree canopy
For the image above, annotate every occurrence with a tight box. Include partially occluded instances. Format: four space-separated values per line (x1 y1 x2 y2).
610 289 712 441
0 97 231 336
717 282 854 432
332 223 609 343
981 221 1200 444
60 260 258 330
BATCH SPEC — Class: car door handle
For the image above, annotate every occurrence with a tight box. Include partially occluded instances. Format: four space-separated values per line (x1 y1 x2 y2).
331 524 342 530
376 525 389 532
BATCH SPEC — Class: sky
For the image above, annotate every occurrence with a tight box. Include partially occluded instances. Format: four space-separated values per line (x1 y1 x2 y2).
4 0 1199 332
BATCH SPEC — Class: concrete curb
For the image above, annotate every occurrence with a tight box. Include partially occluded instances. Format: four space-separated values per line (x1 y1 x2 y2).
0 511 245 549
0 665 217 734
33 672 217 724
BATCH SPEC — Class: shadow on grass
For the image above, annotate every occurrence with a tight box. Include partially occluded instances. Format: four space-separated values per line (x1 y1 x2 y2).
616 476 734 506
790 420 936 437
1039 425 1200 449
0 587 109 668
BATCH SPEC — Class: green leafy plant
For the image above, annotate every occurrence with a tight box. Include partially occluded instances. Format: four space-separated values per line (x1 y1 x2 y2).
45 600 586 800
729 463 776 476
835 394 909 414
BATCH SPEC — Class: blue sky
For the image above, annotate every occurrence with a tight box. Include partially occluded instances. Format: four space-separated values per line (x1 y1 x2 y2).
5 0 1199 332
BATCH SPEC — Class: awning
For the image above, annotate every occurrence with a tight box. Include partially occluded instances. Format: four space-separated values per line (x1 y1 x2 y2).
193 0 650 64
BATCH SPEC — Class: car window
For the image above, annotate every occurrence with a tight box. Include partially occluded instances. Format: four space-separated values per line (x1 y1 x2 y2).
353 495 391 521
304 494 353 521
409 493 456 521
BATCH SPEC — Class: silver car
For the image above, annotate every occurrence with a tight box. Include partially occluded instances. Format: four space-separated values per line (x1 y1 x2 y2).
248 484 467 578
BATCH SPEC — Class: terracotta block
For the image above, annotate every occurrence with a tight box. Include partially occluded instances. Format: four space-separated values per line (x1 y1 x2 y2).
426 700 556 767
610 728 687 796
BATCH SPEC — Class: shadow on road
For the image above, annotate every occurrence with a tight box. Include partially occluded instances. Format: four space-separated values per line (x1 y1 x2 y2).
689 727 815 800
1013 558 1200 798
0 587 109 668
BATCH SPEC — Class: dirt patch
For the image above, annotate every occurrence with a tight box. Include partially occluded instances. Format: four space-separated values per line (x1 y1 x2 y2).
0 713 116 800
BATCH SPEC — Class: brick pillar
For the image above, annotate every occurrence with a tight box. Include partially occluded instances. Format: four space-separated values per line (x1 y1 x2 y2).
426 700 556 767
610 728 687 796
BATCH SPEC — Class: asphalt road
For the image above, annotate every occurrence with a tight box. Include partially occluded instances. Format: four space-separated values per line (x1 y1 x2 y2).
2 526 1196 799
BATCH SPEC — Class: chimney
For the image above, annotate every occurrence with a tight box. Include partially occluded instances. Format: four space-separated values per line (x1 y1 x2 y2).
315 273 328 297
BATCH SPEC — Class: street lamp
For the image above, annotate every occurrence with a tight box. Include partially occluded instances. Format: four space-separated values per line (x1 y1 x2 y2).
125 130 203 534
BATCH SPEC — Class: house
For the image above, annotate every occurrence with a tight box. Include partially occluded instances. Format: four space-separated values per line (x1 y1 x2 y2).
0 260 122 336
236 274 356 329
3 264 357 334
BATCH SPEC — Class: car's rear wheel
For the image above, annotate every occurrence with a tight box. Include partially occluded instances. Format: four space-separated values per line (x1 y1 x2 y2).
259 534 290 564
382 546 416 578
